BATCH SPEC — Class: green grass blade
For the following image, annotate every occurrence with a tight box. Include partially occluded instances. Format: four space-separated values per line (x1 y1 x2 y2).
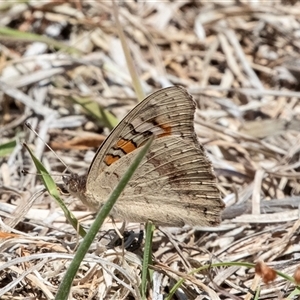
287 287 300 299
24 143 86 237
0 139 16 157
141 221 155 299
0 26 81 54
70 95 118 130
253 286 260 300
55 136 154 300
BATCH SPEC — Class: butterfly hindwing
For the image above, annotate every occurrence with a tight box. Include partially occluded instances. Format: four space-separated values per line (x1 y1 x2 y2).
87 136 223 226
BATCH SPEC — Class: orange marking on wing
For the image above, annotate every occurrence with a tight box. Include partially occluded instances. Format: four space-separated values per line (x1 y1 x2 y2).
116 139 137 154
104 154 120 166
157 123 172 137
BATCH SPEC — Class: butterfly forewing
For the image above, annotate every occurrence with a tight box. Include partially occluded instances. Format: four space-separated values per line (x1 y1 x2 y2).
86 86 196 183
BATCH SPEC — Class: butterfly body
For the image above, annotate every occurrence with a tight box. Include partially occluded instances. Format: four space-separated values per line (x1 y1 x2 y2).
64 86 224 227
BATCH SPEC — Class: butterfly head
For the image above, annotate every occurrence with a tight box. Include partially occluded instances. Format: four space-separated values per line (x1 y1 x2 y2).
63 173 87 202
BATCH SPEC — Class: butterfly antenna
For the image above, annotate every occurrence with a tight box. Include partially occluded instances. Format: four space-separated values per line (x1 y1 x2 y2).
25 122 69 172
21 168 62 178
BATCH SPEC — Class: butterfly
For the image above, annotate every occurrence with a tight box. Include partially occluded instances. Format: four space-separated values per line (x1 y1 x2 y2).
63 86 224 227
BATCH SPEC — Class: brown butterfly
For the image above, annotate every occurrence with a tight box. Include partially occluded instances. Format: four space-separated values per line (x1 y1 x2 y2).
63 86 224 227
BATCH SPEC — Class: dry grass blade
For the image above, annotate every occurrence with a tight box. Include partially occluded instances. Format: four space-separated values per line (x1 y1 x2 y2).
1 1 300 299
